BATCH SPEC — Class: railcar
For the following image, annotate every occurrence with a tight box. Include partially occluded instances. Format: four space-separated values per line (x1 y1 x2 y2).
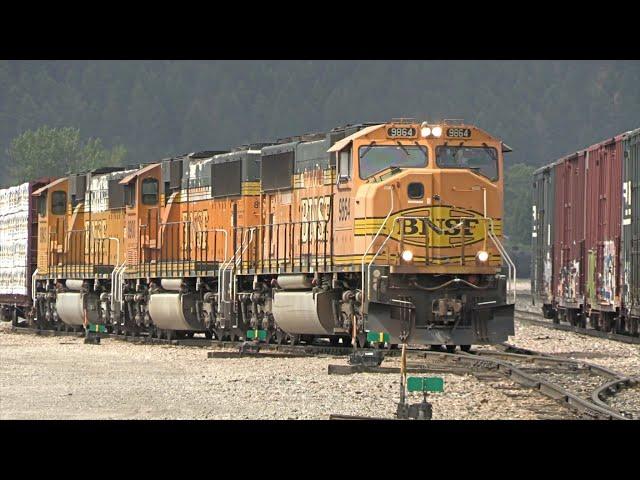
0 178 52 324
621 128 640 335
531 127 640 336
531 164 555 318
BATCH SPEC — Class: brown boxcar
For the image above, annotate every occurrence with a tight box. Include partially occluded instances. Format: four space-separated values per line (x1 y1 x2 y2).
552 150 586 318
583 135 624 322
538 130 634 332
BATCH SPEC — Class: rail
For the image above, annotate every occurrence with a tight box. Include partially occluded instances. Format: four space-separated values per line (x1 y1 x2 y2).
231 218 332 274
45 227 120 278
137 218 226 278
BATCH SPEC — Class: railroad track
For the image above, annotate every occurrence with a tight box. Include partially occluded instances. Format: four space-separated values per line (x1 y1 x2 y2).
514 305 640 345
6 324 406 358
329 346 635 420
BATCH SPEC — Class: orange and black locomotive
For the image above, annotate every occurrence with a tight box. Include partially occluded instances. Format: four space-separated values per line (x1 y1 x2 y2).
4 119 516 349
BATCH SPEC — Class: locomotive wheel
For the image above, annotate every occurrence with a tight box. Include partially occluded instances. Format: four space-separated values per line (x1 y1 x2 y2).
289 335 300 346
204 330 213 340
460 345 472 352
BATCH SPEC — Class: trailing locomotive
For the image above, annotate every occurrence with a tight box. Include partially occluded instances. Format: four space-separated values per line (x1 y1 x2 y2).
531 127 640 336
4 119 516 348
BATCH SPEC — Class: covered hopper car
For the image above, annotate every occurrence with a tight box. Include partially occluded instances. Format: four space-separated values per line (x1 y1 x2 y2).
0 178 54 324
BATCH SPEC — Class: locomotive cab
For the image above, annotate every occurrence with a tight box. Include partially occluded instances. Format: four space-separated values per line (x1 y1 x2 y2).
330 121 515 345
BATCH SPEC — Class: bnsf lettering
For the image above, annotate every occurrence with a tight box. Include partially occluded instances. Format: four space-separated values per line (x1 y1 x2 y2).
401 218 479 236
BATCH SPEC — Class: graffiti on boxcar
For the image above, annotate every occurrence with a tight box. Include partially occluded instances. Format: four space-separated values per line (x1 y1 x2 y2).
601 240 616 304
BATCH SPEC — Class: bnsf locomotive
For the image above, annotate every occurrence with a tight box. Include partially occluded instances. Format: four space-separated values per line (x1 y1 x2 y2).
1 120 516 349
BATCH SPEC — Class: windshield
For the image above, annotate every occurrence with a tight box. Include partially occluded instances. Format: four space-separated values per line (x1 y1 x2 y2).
436 146 498 181
358 144 427 179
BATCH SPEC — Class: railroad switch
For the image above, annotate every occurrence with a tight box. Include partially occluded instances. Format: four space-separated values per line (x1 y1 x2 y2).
348 350 385 367
396 398 433 420
396 377 443 420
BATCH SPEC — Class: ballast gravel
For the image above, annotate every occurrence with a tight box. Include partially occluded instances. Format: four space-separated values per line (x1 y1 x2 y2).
0 324 566 420
2 276 638 420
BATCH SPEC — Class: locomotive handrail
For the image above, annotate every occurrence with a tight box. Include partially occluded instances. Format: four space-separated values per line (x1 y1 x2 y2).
361 185 395 313
191 227 228 318
233 228 256 303
219 228 255 321
111 260 127 310
487 218 517 303
93 236 120 267
364 214 516 307
366 215 434 305
31 268 38 303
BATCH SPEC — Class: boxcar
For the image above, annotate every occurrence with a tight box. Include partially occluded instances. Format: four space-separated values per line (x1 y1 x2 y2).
531 164 555 317
532 128 639 335
552 150 587 324
621 128 640 334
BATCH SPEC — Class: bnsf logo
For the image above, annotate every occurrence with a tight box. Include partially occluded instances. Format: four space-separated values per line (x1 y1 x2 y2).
356 206 492 248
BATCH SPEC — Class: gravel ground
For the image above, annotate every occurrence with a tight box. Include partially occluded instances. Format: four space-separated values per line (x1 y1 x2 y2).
2 278 637 419
0 324 566 420
608 385 640 419
509 280 640 377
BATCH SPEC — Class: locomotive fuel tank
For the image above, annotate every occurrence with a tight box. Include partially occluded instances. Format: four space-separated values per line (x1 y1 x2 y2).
147 292 205 331
270 275 339 335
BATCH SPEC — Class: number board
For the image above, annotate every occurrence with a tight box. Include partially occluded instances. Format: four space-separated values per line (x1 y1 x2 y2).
445 127 472 139
387 127 417 138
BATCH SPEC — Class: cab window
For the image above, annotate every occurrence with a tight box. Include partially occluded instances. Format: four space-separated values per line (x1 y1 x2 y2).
359 145 427 180
338 148 352 180
124 183 136 207
436 146 498 181
141 178 159 205
51 190 67 215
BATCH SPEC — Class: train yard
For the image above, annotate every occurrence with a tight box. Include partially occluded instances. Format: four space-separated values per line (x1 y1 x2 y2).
2 283 638 420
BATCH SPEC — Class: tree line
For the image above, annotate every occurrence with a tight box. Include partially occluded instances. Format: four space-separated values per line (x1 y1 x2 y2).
2 60 638 249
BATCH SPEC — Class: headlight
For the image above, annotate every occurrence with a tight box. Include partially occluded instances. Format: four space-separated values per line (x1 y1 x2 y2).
420 126 431 137
432 126 443 138
401 249 414 262
476 250 489 263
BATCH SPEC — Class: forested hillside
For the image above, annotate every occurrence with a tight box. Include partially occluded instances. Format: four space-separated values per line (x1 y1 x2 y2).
1 60 638 248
